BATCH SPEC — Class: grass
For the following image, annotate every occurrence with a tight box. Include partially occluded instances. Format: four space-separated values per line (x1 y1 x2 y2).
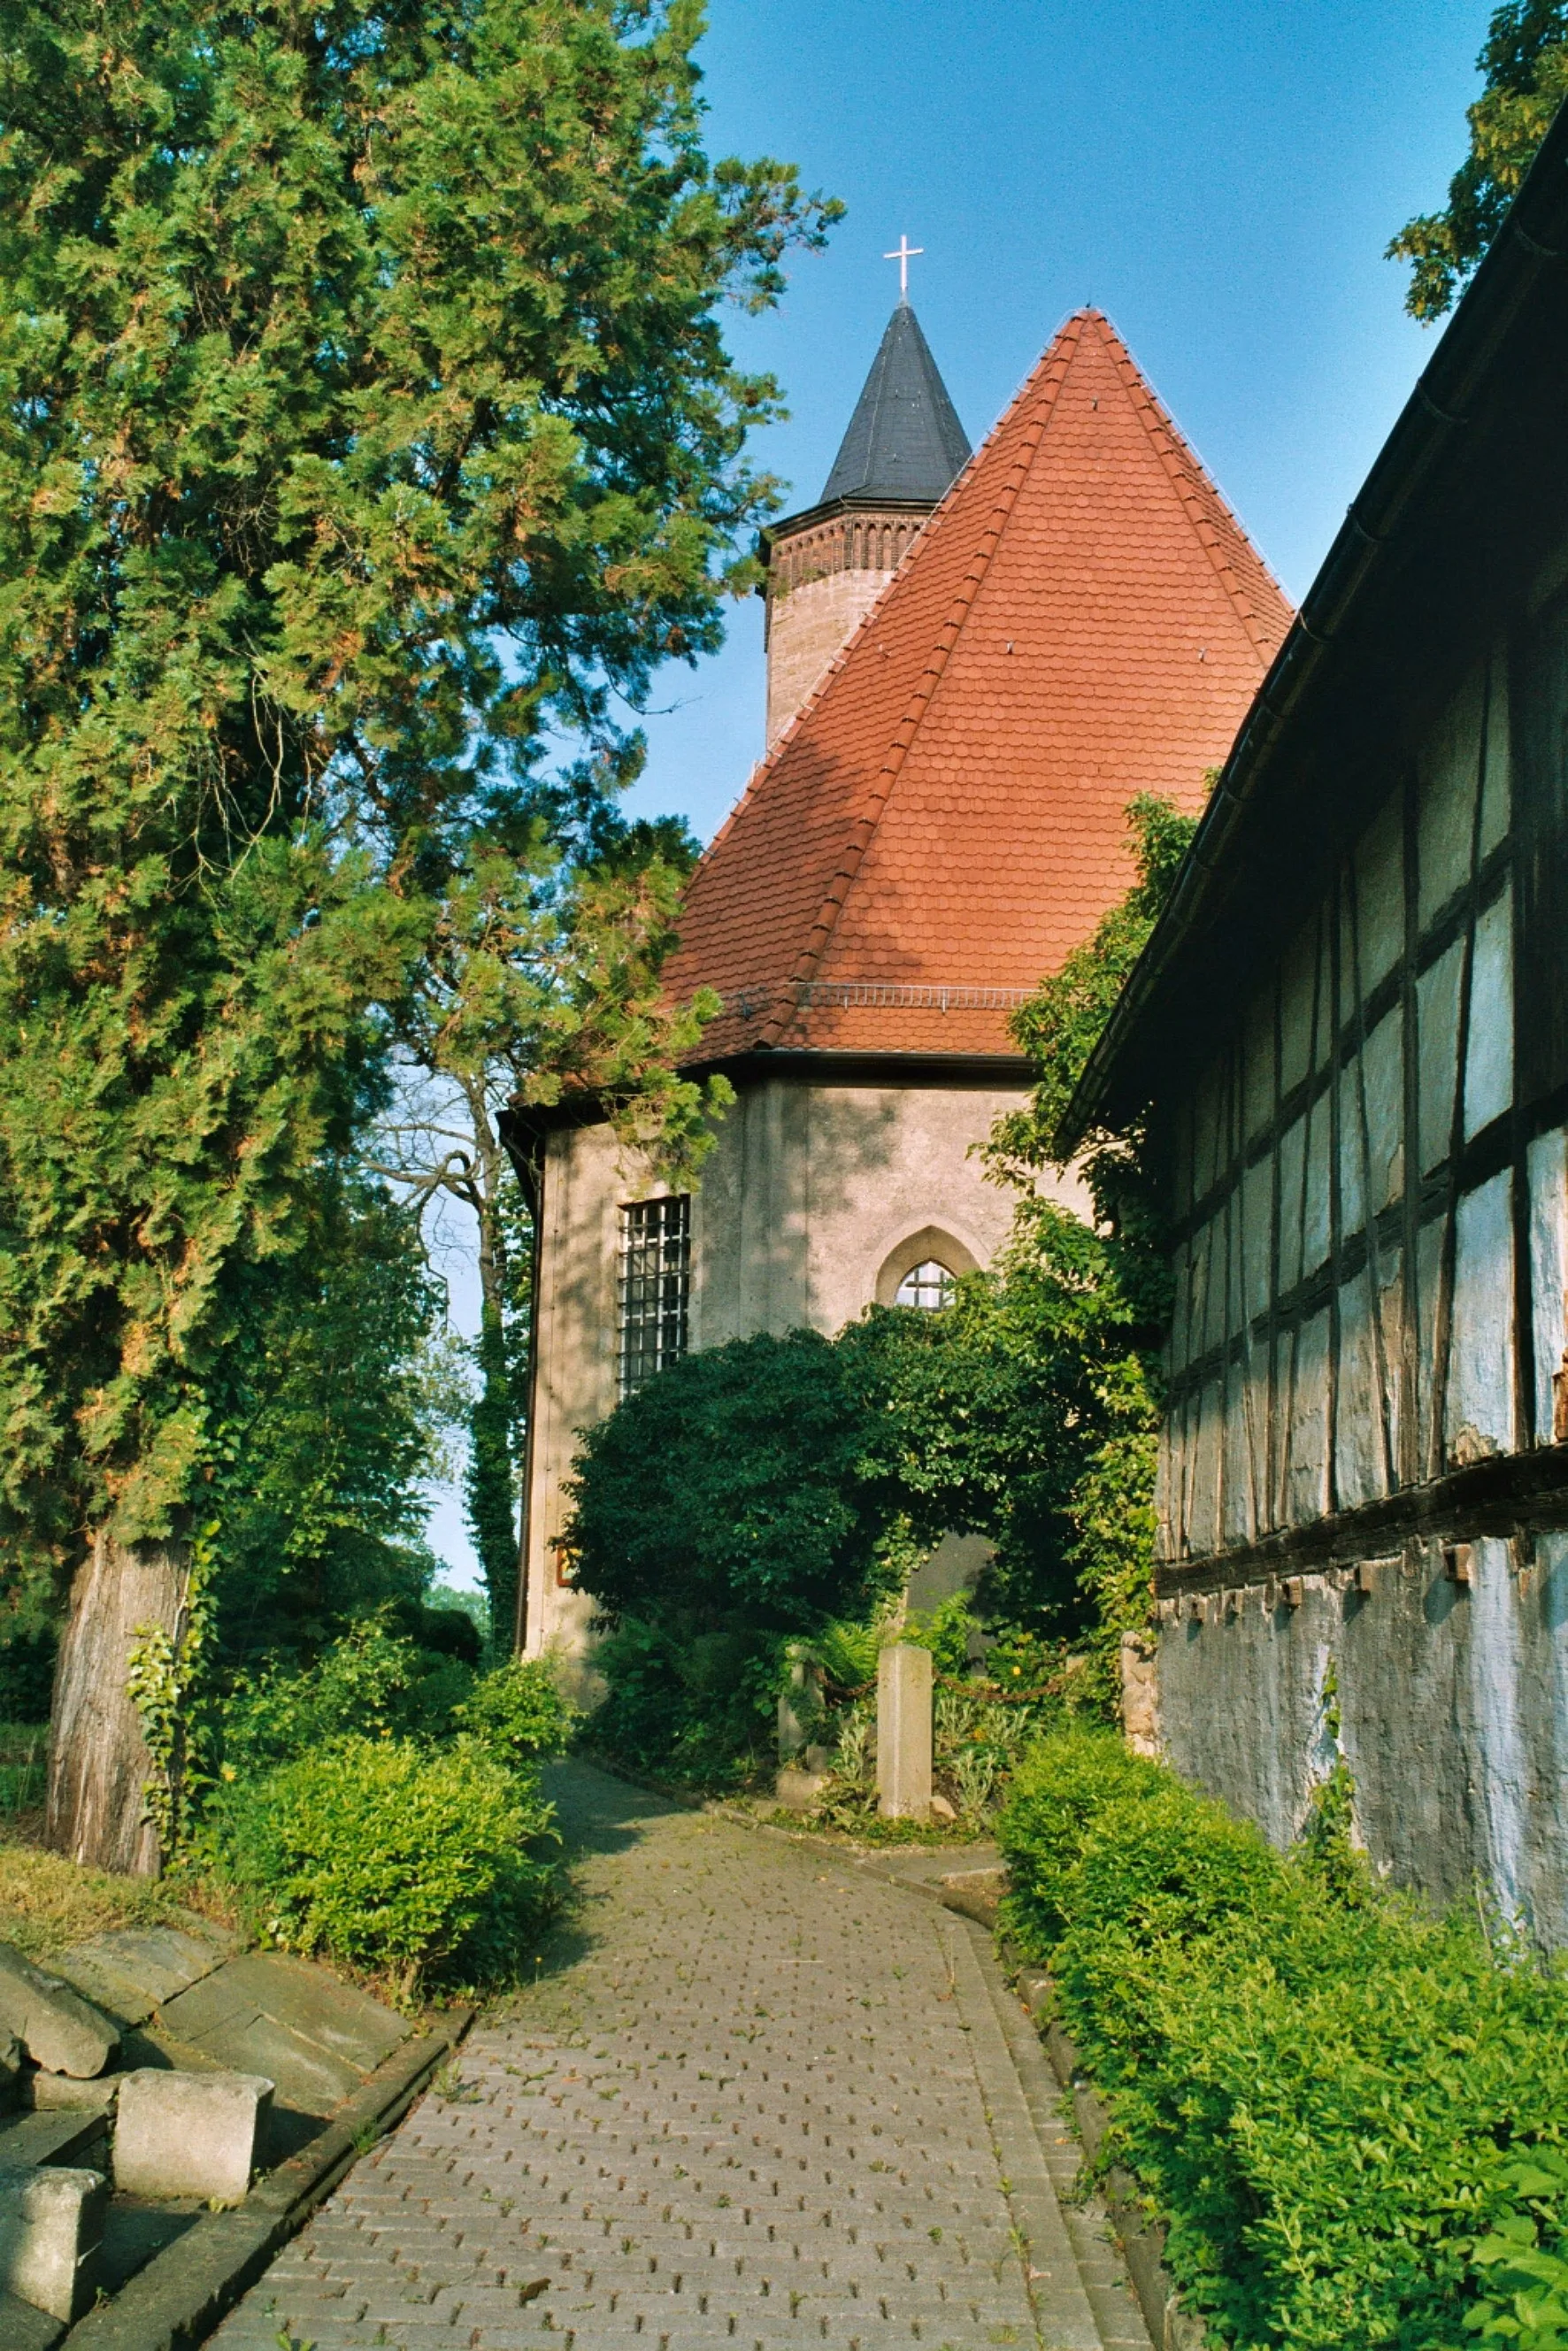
0 1829 197 1956
0 1723 238 1958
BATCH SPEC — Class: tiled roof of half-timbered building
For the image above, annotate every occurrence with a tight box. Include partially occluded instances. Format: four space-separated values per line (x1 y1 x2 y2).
665 307 1293 1061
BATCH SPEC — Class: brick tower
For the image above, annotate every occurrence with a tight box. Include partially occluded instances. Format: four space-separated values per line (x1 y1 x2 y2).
762 299 971 747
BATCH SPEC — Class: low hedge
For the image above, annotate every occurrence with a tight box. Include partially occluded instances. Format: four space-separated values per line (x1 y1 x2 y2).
218 1733 557 1999
996 1729 1568 2350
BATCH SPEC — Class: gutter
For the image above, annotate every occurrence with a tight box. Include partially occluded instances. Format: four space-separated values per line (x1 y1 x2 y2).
1060 102 1568 1151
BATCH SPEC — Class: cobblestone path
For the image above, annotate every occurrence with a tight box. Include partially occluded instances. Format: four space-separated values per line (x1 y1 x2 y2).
213 1762 1149 2351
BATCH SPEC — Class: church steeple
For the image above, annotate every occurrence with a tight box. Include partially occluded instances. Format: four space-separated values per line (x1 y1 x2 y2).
760 303 971 748
819 303 971 506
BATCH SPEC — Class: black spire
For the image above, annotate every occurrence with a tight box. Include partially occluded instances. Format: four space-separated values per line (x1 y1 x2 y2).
819 303 971 505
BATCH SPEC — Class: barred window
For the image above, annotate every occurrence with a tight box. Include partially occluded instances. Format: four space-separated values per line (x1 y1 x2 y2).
895 1258 956 1311
618 1196 691 1395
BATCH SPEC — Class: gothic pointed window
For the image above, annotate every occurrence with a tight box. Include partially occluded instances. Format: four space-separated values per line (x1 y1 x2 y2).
618 1196 691 1395
894 1258 956 1311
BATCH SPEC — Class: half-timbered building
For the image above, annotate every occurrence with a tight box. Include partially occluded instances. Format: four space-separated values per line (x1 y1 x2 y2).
1067 107 1568 1936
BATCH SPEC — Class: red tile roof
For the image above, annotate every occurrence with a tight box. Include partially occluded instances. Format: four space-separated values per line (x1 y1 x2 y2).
666 310 1293 1060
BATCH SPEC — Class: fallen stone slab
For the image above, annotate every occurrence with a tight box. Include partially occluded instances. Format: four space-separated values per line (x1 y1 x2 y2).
0 2165 106 2324
0 1949 119 2080
113 2071 273 2206
26 2076 117 2117
0 2108 111 2175
50 1929 232 2034
142 1949 411 2163
1 2029 20 2106
0 2282 65 2350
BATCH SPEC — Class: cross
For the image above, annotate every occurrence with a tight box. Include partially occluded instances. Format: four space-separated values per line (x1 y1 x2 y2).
883 235 923 299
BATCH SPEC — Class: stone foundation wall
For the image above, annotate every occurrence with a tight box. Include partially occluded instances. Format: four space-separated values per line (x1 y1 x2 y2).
1157 1533 1568 1943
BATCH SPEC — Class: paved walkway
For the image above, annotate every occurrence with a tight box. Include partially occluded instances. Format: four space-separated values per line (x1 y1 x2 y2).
213 1763 1149 2351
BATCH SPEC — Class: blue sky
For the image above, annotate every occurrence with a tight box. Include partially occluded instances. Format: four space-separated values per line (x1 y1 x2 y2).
428 0 1492 1589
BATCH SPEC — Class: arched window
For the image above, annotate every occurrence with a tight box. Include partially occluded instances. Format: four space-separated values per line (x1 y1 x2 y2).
874 1225 980 1309
894 1259 956 1311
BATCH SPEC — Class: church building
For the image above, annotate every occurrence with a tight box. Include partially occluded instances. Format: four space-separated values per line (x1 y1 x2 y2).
518 295 1291 1668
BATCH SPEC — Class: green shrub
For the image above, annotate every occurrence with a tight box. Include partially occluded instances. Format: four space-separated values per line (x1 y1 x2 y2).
568 1329 894 1633
220 1615 473 1778
217 1733 556 1996
455 1656 579 1765
1060 1784 1288 1954
995 1725 1164 1949
997 1734 1568 2349
588 1615 781 1790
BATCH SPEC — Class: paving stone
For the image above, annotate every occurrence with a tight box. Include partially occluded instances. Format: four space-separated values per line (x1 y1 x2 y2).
215 1761 1150 2350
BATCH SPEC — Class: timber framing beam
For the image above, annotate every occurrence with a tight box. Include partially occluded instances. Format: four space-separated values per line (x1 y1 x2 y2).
1155 1439 1568 1595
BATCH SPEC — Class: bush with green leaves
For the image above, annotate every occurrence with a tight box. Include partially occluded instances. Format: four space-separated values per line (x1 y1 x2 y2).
588 1615 785 1790
569 1329 894 1633
219 1616 475 1780
996 1732 1568 2349
217 1734 556 1998
455 1656 580 1768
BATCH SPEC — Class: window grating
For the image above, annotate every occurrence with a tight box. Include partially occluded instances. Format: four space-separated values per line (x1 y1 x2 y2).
895 1259 956 1311
618 1195 692 1395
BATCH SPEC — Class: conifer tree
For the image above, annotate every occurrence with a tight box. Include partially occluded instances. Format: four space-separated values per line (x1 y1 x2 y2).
0 0 834 1868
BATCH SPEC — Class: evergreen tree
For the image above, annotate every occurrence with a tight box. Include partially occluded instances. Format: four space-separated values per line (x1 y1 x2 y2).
0 0 835 1867
1390 2 1568 319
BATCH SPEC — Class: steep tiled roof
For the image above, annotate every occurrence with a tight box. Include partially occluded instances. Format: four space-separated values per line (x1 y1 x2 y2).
666 310 1293 1060
819 301 972 505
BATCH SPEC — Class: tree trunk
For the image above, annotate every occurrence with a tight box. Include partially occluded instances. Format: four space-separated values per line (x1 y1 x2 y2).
46 1530 187 1877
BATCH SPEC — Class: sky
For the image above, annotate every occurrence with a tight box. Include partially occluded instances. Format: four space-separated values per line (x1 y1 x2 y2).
427 0 1493 1589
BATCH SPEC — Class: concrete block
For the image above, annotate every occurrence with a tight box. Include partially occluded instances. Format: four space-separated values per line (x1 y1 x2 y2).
0 2165 105 2322
0 1947 118 2079
876 1641 932 1819
114 2069 273 2204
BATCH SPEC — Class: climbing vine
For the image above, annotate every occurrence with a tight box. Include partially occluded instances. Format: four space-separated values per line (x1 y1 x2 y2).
126 1518 219 1865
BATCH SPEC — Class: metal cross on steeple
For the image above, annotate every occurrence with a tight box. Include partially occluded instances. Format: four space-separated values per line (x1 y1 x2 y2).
883 235 923 300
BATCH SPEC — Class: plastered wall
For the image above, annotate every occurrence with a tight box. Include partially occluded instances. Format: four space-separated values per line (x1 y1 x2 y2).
1157 1538 1568 1943
522 1073 1074 1681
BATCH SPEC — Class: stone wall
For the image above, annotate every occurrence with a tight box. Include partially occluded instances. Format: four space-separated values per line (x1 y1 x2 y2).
764 508 929 746
1157 1535 1568 1943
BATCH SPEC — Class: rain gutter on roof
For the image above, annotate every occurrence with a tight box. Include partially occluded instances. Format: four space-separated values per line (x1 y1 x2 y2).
1059 103 1568 1156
